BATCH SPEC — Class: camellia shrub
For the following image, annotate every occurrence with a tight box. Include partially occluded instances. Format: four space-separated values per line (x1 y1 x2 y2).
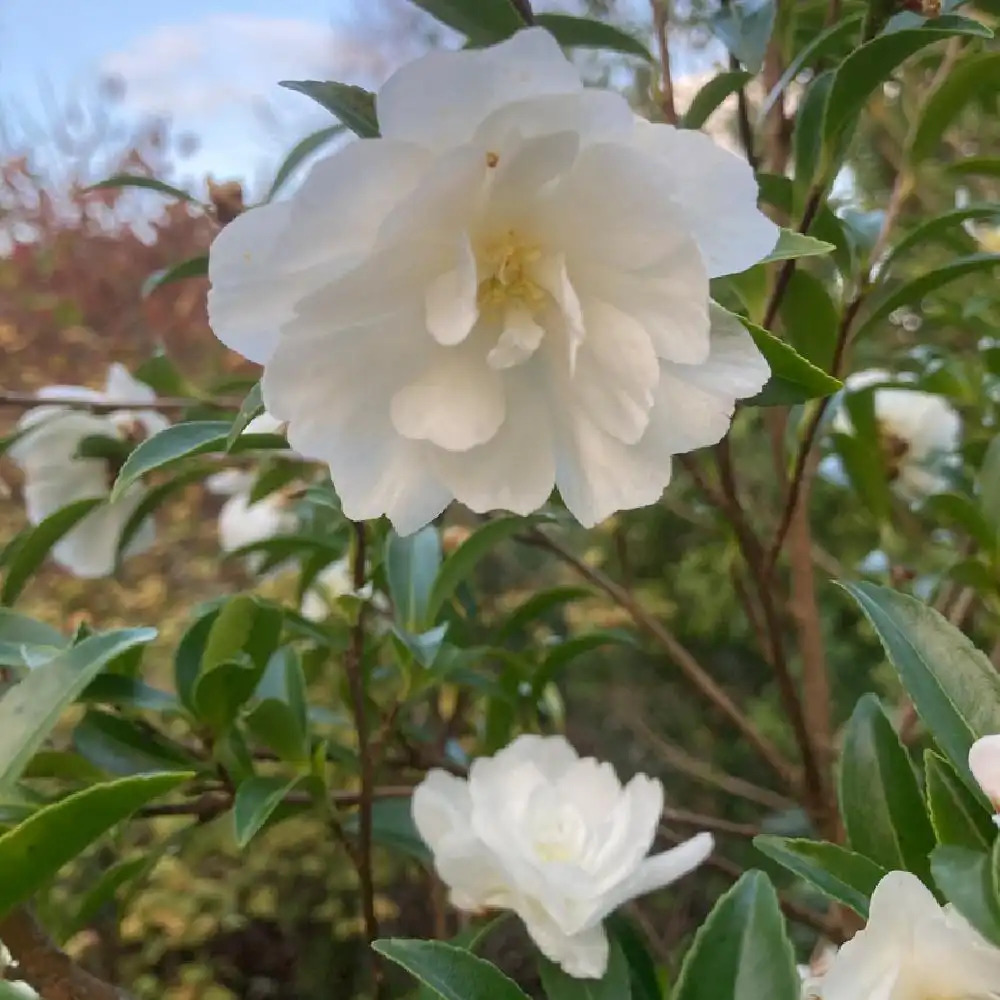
2 0 1000 998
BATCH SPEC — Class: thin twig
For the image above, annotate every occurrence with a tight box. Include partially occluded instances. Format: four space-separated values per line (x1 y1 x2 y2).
732 55 759 170
343 520 381 995
0 390 242 414
0 906 131 1000
522 529 797 788
660 812 761 839
509 0 536 24
650 0 678 125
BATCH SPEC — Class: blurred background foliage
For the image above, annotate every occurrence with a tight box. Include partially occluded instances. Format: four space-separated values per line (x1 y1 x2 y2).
3 0 1000 996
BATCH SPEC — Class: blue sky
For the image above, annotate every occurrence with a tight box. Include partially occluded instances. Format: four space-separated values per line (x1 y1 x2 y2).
0 0 434 192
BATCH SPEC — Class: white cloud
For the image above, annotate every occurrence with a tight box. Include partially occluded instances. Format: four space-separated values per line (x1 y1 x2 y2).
101 14 392 119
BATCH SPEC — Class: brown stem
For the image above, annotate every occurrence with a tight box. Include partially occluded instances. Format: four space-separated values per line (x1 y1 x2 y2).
0 907 130 1000
343 520 381 995
0 391 242 414
651 1 678 126
522 530 797 789
660 812 761 838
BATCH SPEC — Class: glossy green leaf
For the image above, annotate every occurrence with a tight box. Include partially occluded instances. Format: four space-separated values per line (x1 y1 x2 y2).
373 939 531 1000
824 17 993 145
233 774 301 848
925 751 996 852
408 0 525 41
74 434 132 464
0 772 191 918
86 175 200 204
134 351 196 398
81 675 178 712
0 610 65 669
66 855 151 937
842 582 1000 797
226 381 265 449
709 0 776 72
72 710 196 776
978 435 1000 537
673 871 798 1000
1 498 102 605
779 270 839 369
386 527 442 631
246 648 310 762
832 431 891 521
267 124 344 200
535 629 636 694
534 14 653 61
495 586 592 645
754 836 887 916
111 421 229 498
931 845 1000 945
840 695 935 880
681 71 752 129
344 797 429 862
141 254 208 297
539 936 631 1000
760 229 835 264
736 315 842 406
924 493 997 552
909 52 1000 164
794 70 836 194
279 81 379 137
426 515 552 621
882 205 997 273
605 914 661 1000
0 628 156 790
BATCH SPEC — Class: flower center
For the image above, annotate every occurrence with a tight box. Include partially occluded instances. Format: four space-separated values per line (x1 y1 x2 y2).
877 422 910 480
477 230 544 312
530 804 586 865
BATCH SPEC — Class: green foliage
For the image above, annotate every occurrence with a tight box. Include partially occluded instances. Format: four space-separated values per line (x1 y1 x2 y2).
539 939 631 1000
279 81 380 137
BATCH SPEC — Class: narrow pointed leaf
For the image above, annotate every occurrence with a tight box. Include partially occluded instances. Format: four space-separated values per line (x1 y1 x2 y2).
279 81 379 137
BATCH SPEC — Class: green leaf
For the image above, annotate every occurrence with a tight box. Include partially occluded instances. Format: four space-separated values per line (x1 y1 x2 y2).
134 351 195 397
680 71 752 130
233 774 301 847
66 854 150 937
931 845 1000 945
0 772 191 918
824 17 994 146
605 914 661 1000
406 0 525 42
534 14 653 61
754 836 887 916
909 52 1000 164
373 940 531 1000
426 515 551 622
111 421 229 498
924 493 997 553
279 81 379 137
673 871 798 1000
793 70 836 194
832 431 891 521
141 254 208 297
779 270 839 369
73 710 196 776
495 586 592 645
267 124 344 200
841 582 1000 798
709 0 776 72
535 629 636 694
226 382 265 450
1 498 103 605
86 175 200 204
74 434 132 464
386 527 442 631
245 648 310 762
946 156 1000 179
735 314 842 406
539 936 631 1000
882 205 998 273
860 253 1000 337
840 695 935 880
0 610 66 668
925 751 996 852
978 435 1000 538
757 14 863 122
759 229 836 264
81 675 178 712
343 797 430 862
0 628 156 790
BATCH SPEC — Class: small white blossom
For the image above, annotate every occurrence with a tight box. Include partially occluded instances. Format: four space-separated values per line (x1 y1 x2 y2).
8 364 168 577
299 557 388 622
412 733 712 979
835 370 960 499
969 734 1000 827
815 871 1000 1000
207 28 776 534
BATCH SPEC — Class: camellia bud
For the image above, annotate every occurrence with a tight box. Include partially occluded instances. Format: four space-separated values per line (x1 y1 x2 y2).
968 735 1000 824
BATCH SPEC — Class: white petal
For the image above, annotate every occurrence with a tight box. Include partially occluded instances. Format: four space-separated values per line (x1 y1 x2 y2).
391 347 506 452
593 832 713 921
217 492 293 553
207 200 296 364
103 363 156 405
969 735 1000 808
487 306 546 370
534 254 585 368
376 28 581 148
205 469 254 496
412 770 473 851
433 365 555 516
425 233 479 346
520 914 609 980
630 120 779 277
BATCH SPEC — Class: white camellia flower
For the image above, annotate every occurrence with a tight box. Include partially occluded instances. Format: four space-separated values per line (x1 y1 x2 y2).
969 735 1000 827
835 370 961 499
8 364 168 578
299 557 389 622
815 871 1000 1000
207 28 776 534
412 733 713 979
799 944 838 999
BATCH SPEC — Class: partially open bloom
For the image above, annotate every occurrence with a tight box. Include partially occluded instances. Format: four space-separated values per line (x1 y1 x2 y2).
969 735 1000 827
8 364 168 577
815 871 1000 1000
412 733 712 978
835 370 960 499
208 28 776 534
